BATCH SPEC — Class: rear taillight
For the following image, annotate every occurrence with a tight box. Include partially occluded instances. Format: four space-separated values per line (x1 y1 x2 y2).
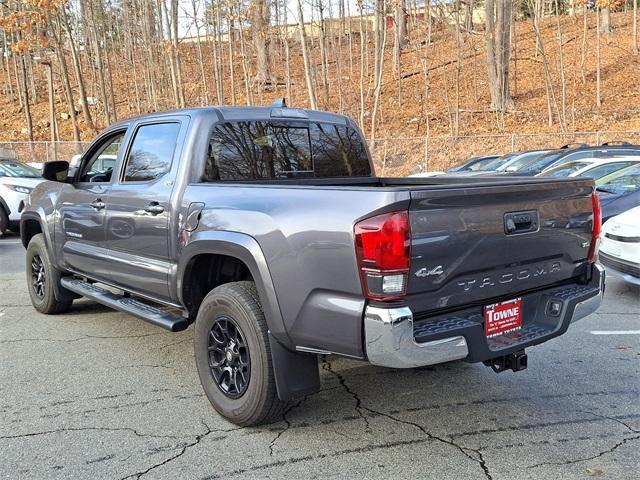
354 211 411 301
588 193 602 263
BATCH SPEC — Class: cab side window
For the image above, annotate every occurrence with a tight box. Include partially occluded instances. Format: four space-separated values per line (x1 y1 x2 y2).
122 123 180 182
78 133 125 183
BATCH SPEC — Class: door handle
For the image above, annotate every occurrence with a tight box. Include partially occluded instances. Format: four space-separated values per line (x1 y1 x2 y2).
90 199 106 210
144 202 165 215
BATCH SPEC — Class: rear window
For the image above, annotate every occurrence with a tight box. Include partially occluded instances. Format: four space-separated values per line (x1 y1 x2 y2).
204 121 371 181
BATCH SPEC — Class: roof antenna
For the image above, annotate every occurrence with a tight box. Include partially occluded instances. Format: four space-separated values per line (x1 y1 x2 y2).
271 98 287 108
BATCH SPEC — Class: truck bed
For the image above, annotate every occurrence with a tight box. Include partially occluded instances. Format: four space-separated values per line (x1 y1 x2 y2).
188 174 596 357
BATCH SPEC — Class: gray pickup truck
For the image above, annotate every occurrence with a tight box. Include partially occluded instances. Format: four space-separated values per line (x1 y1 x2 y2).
21 102 604 426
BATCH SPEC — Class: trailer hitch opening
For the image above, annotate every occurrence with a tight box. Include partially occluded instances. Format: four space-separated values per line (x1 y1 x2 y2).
484 350 528 373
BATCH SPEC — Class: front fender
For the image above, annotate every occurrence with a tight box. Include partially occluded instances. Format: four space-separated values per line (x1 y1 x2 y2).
176 230 293 349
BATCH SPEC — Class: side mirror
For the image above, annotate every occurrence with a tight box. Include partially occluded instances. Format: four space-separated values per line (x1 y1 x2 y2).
41 160 70 182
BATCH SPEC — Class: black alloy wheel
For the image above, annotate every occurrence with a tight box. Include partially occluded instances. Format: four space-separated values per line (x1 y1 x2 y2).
208 316 251 398
31 254 46 299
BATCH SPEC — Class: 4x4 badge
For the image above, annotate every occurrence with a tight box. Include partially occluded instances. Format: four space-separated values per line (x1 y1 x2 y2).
415 265 444 277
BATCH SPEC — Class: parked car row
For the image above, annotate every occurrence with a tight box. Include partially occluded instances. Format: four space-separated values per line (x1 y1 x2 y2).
432 142 640 286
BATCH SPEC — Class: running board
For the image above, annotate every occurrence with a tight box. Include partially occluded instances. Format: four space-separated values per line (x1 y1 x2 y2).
60 277 189 332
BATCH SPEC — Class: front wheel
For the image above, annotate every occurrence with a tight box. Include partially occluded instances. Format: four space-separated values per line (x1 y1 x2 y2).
194 281 287 426
26 233 73 314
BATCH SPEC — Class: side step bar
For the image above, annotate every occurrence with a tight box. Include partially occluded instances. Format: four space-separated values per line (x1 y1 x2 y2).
61 277 189 332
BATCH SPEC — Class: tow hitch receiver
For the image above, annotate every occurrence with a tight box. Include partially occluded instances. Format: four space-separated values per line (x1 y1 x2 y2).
484 350 528 373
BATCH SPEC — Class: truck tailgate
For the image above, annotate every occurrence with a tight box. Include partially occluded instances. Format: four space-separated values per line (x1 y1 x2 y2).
406 179 595 314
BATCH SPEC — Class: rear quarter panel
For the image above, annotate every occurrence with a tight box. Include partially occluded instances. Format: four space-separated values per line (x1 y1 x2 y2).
180 184 410 358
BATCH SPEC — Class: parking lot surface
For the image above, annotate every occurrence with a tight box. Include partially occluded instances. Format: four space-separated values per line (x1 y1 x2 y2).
1 232 638 479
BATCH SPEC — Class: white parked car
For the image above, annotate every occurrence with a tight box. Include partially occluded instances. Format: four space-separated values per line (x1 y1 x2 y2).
539 156 640 179
0 159 44 235
599 206 640 286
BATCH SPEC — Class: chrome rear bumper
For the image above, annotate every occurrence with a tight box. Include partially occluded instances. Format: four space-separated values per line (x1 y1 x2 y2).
364 264 604 368
364 306 469 368
571 264 605 323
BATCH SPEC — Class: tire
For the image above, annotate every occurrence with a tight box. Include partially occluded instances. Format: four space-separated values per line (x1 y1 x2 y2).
0 207 8 236
194 281 287 426
26 233 73 314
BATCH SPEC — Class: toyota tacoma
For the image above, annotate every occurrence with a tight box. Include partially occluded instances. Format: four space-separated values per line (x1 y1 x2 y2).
21 102 604 425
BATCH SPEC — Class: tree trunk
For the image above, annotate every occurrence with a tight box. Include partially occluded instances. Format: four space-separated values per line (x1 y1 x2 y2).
395 0 407 49
19 56 33 142
359 3 366 128
296 0 317 109
237 2 254 105
227 8 237 105
252 0 272 85
370 0 388 145
55 42 81 143
634 0 638 54
87 0 111 123
463 0 474 30
484 0 514 112
596 7 602 106
600 7 612 33
317 0 330 107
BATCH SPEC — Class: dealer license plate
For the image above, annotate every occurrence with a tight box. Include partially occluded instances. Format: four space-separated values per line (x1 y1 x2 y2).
484 298 522 338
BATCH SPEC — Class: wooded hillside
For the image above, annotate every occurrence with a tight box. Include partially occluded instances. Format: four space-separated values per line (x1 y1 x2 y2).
0 1 639 145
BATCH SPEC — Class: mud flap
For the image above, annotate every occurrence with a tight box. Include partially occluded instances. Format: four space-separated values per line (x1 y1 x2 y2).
268 332 320 401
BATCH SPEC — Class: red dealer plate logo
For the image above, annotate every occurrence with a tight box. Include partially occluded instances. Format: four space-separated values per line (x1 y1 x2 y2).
484 298 522 338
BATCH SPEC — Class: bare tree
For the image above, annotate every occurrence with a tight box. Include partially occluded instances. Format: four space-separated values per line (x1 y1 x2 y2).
191 0 210 105
296 0 317 109
62 5 96 131
251 0 272 85
370 0 388 144
395 0 407 49
633 0 638 54
600 6 612 33
485 0 514 112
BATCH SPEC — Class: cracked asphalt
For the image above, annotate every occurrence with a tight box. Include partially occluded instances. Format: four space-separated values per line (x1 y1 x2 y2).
1 232 639 479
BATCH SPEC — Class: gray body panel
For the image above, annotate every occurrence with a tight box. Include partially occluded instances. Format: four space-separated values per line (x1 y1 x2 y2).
22 106 598 359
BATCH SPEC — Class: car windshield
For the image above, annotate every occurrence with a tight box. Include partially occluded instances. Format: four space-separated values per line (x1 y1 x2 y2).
581 161 639 179
474 153 518 171
499 151 549 171
519 152 564 174
450 156 498 171
0 160 41 178
541 161 592 177
596 166 640 194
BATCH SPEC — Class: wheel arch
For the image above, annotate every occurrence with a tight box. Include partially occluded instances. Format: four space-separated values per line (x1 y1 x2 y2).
177 231 292 349
20 212 46 249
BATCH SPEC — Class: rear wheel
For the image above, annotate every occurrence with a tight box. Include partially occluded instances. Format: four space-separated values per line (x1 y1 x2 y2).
26 233 73 314
194 281 287 426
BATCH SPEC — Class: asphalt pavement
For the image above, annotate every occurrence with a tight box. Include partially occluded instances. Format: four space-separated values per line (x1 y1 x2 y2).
1 231 638 480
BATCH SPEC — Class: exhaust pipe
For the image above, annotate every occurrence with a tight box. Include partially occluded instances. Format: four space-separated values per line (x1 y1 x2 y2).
484 350 528 373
